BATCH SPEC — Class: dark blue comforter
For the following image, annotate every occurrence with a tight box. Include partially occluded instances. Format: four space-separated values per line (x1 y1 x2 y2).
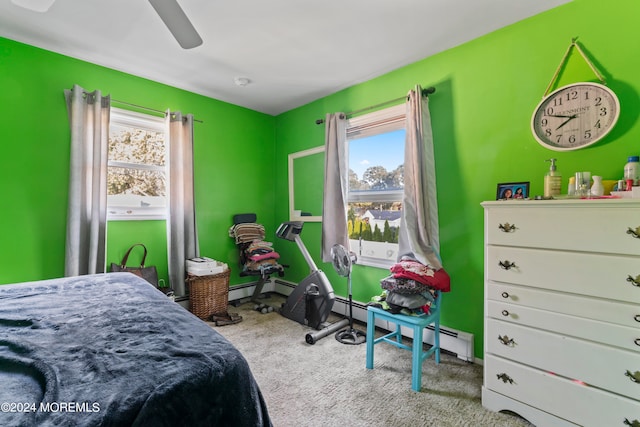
0 273 271 427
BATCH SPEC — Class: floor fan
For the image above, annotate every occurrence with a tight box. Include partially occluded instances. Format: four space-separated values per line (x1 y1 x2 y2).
331 244 366 345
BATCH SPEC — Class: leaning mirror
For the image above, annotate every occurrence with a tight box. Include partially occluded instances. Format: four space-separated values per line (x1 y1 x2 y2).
288 146 324 222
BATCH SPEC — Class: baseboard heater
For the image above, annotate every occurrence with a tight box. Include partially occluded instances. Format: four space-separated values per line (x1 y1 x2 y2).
228 279 475 363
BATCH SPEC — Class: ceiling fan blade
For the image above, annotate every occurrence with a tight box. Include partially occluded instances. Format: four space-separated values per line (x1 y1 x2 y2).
148 0 203 49
11 0 56 13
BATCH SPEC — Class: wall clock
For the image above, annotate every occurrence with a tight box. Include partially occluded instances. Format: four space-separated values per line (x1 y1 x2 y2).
531 82 620 151
531 38 620 151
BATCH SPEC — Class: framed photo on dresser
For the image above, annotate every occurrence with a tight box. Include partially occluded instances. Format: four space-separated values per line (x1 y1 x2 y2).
496 182 529 200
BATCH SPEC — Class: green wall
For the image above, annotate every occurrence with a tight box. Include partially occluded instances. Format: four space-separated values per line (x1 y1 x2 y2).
274 0 640 358
2 0 638 359
0 37 277 286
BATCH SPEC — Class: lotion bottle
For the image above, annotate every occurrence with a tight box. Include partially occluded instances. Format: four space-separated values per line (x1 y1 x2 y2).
624 156 640 186
568 176 576 196
544 158 562 198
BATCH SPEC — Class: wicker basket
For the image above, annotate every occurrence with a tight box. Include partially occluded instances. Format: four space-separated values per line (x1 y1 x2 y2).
187 269 230 320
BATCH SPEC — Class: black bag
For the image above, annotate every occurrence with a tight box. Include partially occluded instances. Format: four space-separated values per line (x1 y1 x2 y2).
110 243 159 287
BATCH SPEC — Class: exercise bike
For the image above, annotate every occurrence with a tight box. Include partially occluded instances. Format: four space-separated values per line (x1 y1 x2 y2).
277 222 349 343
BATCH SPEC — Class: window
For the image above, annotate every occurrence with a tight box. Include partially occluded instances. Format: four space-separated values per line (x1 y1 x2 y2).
107 108 167 220
347 104 405 268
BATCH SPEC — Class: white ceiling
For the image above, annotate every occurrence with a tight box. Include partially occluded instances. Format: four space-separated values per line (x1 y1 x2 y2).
1 0 571 115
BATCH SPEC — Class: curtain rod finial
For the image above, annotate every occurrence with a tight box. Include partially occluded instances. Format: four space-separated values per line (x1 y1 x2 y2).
422 86 436 96
315 119 324 125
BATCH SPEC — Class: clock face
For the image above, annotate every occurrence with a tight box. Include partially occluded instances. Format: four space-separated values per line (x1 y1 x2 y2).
531 82 620 151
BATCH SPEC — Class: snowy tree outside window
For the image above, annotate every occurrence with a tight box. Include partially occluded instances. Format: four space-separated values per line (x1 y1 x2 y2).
107 108 167 220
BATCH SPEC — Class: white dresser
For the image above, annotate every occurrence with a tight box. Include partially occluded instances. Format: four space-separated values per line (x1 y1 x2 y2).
481 199 640 427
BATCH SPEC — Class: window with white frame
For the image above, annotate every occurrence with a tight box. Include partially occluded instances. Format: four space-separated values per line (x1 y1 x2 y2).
107 108 167 220
347 104 405 268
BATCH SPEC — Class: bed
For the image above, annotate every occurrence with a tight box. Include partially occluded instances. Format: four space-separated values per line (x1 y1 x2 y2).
0 272 271 427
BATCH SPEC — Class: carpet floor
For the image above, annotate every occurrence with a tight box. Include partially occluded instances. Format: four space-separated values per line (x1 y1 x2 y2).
209 294 532 427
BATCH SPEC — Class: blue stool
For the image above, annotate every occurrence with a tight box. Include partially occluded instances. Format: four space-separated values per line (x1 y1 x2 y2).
365 291 441 391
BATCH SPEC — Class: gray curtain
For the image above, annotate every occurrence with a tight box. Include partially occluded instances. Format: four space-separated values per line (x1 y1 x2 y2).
321 113 349 262
166 111 199 296
64 84 110 276
397 85 442 268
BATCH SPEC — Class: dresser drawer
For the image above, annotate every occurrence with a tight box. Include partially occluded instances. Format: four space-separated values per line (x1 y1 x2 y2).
487 319 640 398
487 300 640 352
485 203 640 255
486 246 640 303
485 354 640 427
487 282 640 329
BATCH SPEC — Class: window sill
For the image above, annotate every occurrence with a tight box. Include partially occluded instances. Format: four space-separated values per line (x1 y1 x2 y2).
108 205 166 221
349 239 397 270
355 256 394 270
108 213 166 221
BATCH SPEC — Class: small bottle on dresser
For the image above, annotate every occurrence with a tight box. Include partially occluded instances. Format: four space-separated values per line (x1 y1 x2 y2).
544 158 562 198
568 176 576 196
624 156 640 187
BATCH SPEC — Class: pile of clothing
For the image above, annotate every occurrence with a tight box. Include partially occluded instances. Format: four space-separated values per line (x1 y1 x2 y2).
371 254 450 315
242 240 281 273
228 222 284 277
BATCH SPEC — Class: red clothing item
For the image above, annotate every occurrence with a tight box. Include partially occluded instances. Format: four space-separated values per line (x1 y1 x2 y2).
390 260 451 292
249 252 280 262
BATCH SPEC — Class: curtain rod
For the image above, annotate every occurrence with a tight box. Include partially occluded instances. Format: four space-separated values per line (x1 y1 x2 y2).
111 98 204 123
314 86 435 125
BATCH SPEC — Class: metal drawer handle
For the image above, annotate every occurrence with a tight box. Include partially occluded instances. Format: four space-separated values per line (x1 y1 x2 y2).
501 292 509 299
635 315 640 323
627 227 640 239
627 275 640 288
499 260 517 270
496 373 514 384
625 370 640 383
635 338 640 347
498 223 516 233
498 335 515 346
501 310 510 317
623 418 640 427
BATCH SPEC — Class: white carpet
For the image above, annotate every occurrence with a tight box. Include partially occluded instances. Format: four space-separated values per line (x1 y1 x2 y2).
210 295 532 427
